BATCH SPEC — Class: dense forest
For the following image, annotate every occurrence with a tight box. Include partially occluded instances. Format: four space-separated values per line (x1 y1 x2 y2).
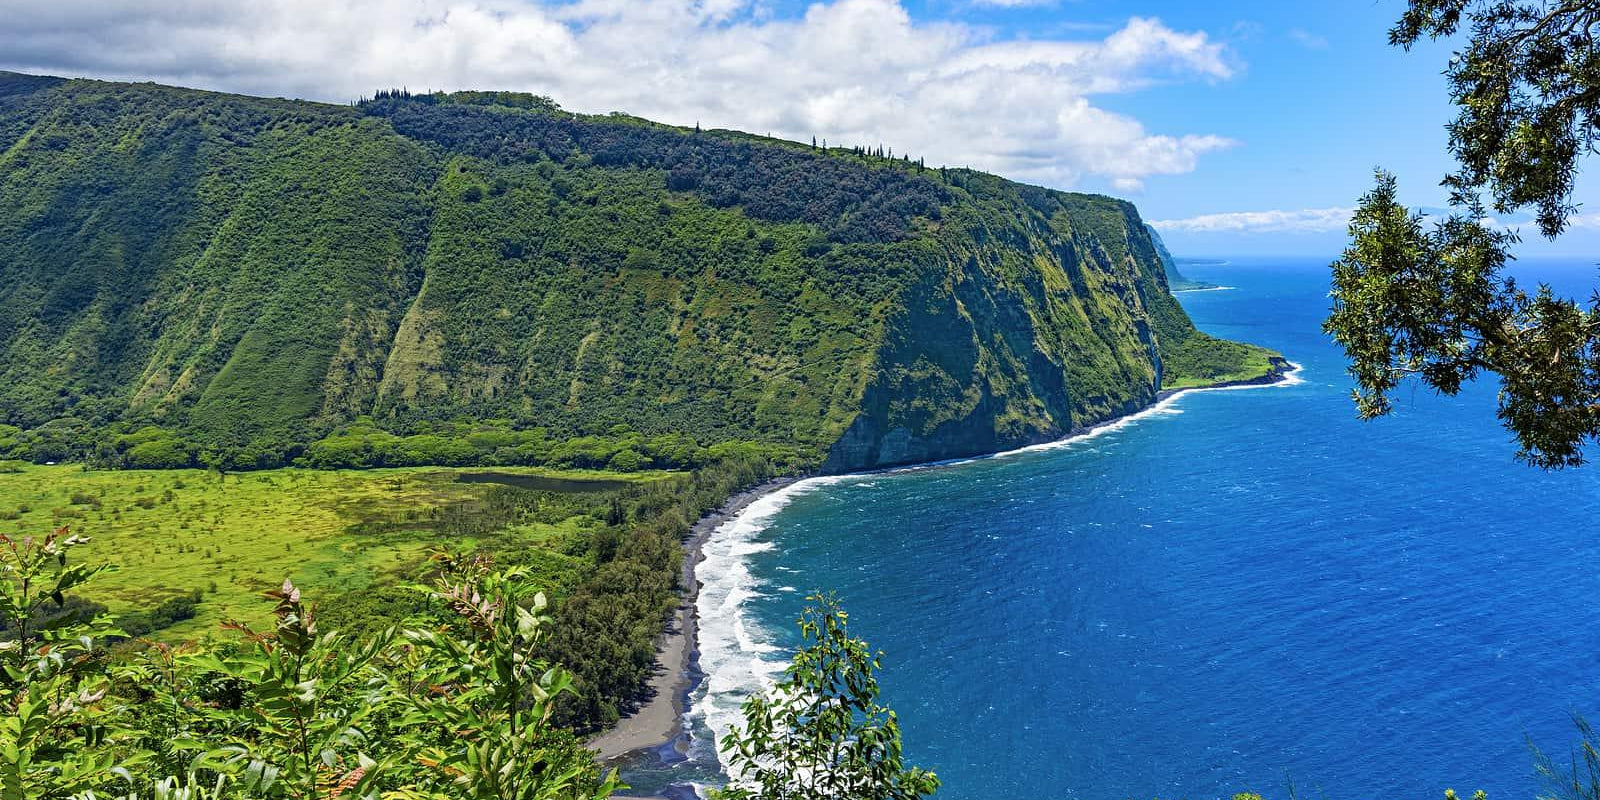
0 72 1278 474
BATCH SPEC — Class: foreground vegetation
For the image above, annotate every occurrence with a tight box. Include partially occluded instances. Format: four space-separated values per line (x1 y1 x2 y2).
3 526 622 800
712 595 939 800
2 523 945 800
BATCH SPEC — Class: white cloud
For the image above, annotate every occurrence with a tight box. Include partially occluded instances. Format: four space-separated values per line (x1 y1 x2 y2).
1560 213 1600 230
0 0 1239 190
1287 28 1329 50
1150 207 1355 234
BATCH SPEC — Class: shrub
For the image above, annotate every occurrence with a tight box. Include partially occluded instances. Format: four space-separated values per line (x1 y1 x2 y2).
606 448 649 472
125 438 193 470
117 590 202 638
0 528 622 800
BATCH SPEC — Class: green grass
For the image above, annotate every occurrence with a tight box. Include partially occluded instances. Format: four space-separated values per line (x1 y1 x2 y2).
1161 332 1283 390
0 464 674 637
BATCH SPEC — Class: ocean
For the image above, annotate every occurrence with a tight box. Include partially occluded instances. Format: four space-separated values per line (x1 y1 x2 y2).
622 255 1600 800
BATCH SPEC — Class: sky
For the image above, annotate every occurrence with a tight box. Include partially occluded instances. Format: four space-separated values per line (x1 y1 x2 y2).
5 0 1600 259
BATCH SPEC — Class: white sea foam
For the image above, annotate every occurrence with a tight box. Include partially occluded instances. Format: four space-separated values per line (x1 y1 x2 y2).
692 476 847 772
1065 359 1304 434
689 361 1306 777
888 361 1306 470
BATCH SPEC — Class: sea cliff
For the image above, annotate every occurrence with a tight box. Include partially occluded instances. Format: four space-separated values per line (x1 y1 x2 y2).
0 71 1278 473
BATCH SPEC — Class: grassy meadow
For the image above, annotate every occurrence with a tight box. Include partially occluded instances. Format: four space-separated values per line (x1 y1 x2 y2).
0 463 675 637
1161 332 1283 390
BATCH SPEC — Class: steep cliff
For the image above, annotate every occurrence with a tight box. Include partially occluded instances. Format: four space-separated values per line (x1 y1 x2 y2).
1146 224 1218 292
0 72 1278 472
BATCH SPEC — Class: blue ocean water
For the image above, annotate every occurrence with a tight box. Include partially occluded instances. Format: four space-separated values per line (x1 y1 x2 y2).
637 256 1600 800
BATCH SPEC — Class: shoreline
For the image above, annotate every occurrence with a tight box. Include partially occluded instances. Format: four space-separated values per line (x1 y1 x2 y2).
586 476 800 764
1154 356 1298 404
587 359 1301 774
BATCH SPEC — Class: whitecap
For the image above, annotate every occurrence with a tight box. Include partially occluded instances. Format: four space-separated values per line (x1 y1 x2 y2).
687 361 1309 782
691 476 847 774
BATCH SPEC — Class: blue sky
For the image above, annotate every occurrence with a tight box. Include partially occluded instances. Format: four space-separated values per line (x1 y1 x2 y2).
927 0 1580 259
5 0 1597 259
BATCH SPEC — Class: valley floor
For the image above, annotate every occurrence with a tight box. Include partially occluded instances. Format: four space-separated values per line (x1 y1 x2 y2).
0 463 673 636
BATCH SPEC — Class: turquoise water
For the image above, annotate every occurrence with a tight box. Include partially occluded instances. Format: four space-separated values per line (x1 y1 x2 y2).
630 256 1600 799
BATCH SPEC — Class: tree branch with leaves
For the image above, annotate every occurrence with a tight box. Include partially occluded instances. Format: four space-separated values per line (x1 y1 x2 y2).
714 594 938 800
1328 1 1600 467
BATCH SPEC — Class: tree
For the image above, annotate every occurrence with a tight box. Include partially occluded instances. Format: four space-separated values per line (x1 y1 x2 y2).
1395 0 1600 239
0 527 122 800
185 579 393 800
714 594 938 800
1326 0 1600 467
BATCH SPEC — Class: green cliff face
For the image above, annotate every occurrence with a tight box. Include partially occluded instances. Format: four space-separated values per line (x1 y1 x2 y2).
1146 224 1218 292
0 73 1277 473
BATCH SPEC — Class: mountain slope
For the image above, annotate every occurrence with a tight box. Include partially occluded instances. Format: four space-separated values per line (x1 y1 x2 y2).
0 72 1281 472
1146 224 1218 291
